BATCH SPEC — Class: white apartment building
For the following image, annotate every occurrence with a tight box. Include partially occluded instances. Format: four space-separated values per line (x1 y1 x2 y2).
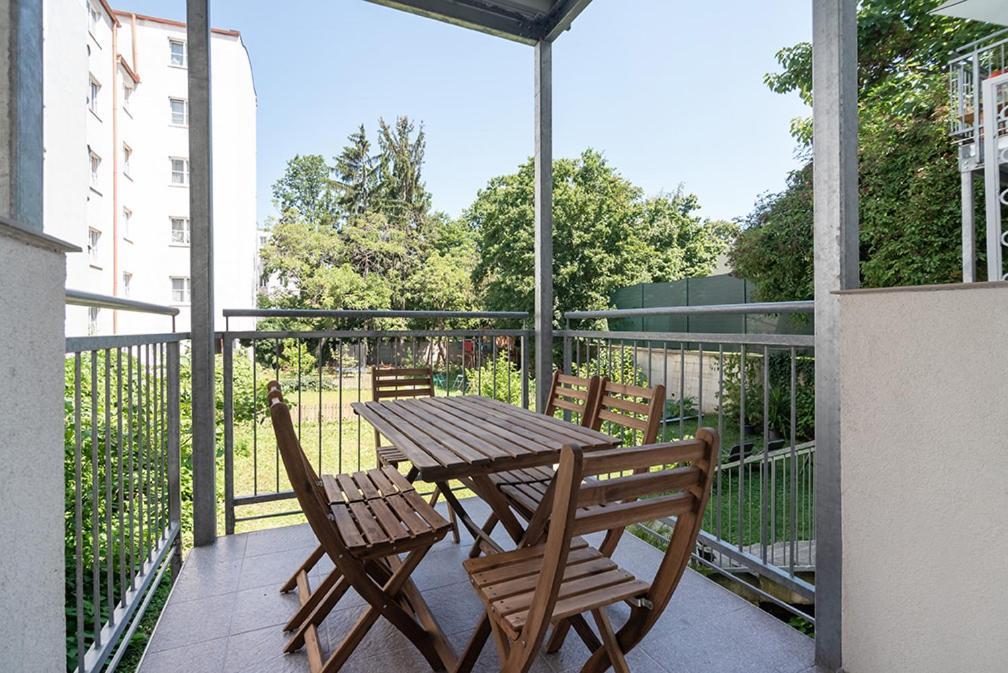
43 0 258 336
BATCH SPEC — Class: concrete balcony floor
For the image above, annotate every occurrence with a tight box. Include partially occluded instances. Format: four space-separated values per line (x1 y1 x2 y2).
137 499 823 673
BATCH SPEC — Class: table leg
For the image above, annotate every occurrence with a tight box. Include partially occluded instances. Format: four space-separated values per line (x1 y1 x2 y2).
435 481 506 555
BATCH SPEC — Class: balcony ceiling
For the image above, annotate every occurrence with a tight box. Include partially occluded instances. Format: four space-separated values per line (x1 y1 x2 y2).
934 0 1008 26
363 0 593 44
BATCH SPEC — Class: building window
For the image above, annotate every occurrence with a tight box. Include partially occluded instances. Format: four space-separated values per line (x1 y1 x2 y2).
88 307 100 336
169 39 186 67
122 144 132 177
122 207 132 239
170 157 189 186
88 78 100 115
169 97 188 126
122 272 132 297
88 227 101 264
88 3 100 36
170 217 191 245
123 82 134 112
170 276 191 304
89 150 101 189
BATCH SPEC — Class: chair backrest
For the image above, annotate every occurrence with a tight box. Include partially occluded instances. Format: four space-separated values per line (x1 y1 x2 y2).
543 371 601 427
589 379 666 446
517 430 719 661
371 366 435 401
267 381 350 561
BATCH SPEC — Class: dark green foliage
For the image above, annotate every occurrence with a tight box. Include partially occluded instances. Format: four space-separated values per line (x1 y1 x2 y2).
718 351 815 442
732 1 994 300
468 149 733 323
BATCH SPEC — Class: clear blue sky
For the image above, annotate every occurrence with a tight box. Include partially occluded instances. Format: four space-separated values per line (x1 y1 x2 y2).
113 0 811 226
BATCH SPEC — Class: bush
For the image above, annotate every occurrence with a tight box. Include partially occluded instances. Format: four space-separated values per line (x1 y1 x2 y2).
464 352 530 406
717 350 814 441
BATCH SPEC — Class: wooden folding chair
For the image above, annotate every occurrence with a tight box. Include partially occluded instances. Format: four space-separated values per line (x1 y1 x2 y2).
458 430 718 673
372 365 460 543
469 371 601 557
473 377 663 559
268 383 456 673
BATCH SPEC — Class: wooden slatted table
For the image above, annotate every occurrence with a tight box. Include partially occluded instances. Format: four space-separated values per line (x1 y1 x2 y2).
352 396 617 552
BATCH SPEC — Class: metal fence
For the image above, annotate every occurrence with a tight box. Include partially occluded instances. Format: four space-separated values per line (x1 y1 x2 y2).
219 304 817 618
948 28 1008 144
220 309 531 533
558 302 817 622
64 293 185 673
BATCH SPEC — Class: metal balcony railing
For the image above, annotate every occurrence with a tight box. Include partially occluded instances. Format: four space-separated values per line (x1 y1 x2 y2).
63 291 186 673
948 28 1008 146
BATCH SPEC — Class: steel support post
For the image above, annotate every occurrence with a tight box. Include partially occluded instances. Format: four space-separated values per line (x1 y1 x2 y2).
534 39 553 412
187 0 216 546
812 1 859 669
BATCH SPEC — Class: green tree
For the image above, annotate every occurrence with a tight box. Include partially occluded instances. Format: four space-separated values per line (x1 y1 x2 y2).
469 149 729 322
333 125 380 219
271 154 338 229
377 116 432 226
731 0 992 300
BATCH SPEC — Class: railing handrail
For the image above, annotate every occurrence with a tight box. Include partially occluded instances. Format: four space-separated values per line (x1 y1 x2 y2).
66 288 181 317
951 27 1008 58
222 308 529 321
563 300 814 321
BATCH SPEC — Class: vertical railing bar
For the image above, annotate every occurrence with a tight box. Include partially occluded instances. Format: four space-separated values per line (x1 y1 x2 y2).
336 339 341 474
223 336 235 535
90 349 102 648
127 347 135 591
167 340 182 576
117 347 126 608
790 347 798 577
737 344 746 552
104 348 114 622
275 337 281 491
679 343 685 439
357 338 363 471
492 333 499 400
73 353 85 667
252 337 258 496
716 344 724 545
159 342 166 541
297 338 303 441
761 345 770 564
145 343 152 560
520 328 529 409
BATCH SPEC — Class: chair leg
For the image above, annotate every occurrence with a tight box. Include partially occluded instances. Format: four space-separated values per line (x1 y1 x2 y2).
456 613 492 673
468 513 499 558
591 608 630 673
281 543 325 593
284 573 352 650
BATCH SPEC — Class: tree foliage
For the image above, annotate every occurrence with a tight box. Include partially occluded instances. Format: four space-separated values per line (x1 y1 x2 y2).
468 149 733 323
732 0 992 300
260 117 480 324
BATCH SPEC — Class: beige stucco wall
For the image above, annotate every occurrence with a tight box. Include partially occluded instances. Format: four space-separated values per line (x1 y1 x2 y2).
0 223 70 673
839 282 1008 673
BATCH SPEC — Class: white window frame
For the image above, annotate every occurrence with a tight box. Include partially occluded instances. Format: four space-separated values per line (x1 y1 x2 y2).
169 97 188 127
88 3 100 38
88 227 101 266
170 216 191 246
89 150 101 190
122 143 132 178
168 39 186 67
122 271 132 297
88 307 100 336
122 207 132 240
122 81 134 113
170 157 189 186
88 78 101 116
170 276 191 305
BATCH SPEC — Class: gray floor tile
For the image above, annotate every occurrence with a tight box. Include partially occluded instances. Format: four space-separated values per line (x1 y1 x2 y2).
171 557 243 603
421 579 491 636
244 523 317 557
146 592 236 653
237 546 315 591
137 636 227 673
229 585 302 635
223 624 325 673
185 533 248 564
